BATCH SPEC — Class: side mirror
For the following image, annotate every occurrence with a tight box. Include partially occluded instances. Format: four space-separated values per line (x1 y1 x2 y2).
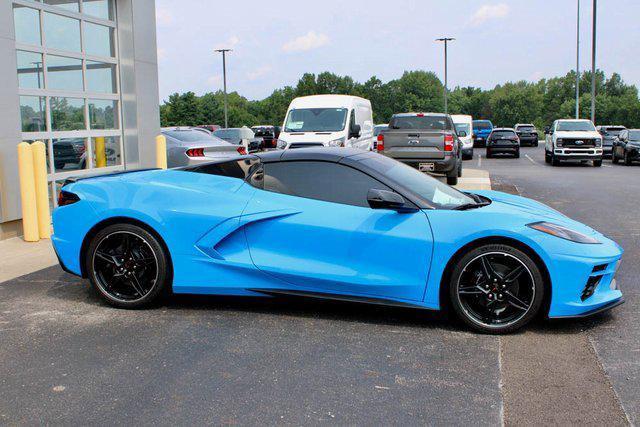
367 189 416 213
349 124 361 139
544 126 550 134
458 130 467 137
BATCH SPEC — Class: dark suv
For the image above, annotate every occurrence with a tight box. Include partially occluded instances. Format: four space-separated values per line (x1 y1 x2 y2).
597 125 626 158
486 128 520 158
514 123 539 147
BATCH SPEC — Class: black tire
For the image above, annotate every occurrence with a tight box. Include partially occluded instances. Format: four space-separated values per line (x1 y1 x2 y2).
612 150 619 164
534 141 539 147
447 175 458 185
85 223 171 309
551 152 560 166
593 159 602 167
457 161 463 177
514 149 520 159
624 151 633 166
448 244 545 334
486 149 492 159
544 150 551 164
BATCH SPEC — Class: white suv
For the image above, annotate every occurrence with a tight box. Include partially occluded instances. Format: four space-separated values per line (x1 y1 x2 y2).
544 119 603 167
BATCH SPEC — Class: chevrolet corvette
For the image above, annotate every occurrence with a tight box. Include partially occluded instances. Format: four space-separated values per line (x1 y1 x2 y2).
52 148 624 333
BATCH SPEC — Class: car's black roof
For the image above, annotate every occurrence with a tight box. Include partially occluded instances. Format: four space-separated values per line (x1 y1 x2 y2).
255 147 371 163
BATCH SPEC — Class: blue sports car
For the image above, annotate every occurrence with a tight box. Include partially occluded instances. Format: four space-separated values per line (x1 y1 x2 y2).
52 148 624 333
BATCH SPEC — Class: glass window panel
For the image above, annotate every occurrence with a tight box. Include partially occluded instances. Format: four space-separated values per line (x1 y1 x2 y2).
86 60 117 93
43 12 80 52
84 22 115 57
92 136 121 168
17 51 44 89
46 55 83 91
20 96 46 132
50 97 85 131
82 0 114 21
43 0 79 12
52 138 88 172
88 99 118 129
13 6 41 46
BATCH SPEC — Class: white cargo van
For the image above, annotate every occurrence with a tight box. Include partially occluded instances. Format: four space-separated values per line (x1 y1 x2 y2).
451 114 474 160
277 95 374 150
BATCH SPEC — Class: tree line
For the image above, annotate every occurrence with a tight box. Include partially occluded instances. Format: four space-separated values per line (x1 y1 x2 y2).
160 69 640 131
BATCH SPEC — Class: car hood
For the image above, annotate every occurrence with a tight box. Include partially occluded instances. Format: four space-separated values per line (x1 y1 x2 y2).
471 190 599 236
279 131 343 144
554 130 600 139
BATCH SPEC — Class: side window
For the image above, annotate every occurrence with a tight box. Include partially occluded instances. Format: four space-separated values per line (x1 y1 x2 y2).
186 158 259 179
262 161 391 208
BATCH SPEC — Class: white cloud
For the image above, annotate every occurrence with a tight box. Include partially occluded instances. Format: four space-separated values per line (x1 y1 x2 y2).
469 4 510 27
214 35 240 51
282 31 329 53
156 7 173 26
246 65 272 81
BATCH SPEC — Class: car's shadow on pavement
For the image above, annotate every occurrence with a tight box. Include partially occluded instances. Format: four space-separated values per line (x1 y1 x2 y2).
39 266 619 336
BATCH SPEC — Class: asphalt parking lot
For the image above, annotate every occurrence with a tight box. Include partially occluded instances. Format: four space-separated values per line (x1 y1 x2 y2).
1 145 638 425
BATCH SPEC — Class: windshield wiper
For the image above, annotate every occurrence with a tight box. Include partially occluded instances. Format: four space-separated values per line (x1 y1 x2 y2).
453 201 491 211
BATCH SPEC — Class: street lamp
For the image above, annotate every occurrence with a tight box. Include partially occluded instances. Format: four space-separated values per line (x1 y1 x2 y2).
214 48 232 128
575 0 580 119
435 37 455 115
590 0 597 123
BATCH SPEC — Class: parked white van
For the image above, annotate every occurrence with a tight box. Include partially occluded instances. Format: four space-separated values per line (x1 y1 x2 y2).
277 95 374 150
451 114 474 160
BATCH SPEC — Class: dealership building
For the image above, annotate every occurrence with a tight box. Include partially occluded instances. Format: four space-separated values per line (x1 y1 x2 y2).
0 0 160 239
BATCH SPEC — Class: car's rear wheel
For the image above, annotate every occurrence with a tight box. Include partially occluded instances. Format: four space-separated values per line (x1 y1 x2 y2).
85 223 170 308
449 244 544 333
624 151 633 166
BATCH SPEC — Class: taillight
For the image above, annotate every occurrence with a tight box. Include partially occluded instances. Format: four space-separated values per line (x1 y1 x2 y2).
416 113 425 117
444 134 454 152
237 146 247 155
58 190 80 207
376 134 385 152
186 148 205 157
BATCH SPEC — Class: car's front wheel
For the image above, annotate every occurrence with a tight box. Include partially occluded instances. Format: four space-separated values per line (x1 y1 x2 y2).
85 223 170 308
448 244 544 333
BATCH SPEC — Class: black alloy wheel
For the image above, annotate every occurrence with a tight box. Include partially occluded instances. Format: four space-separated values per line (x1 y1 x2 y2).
86 223 170 308
449 244 544 333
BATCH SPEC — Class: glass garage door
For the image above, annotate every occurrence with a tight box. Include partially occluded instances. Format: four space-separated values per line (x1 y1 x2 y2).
13 0 123 208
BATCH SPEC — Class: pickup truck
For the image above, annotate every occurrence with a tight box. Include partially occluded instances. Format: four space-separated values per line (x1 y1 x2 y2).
376 112 462 185
544 119 603 167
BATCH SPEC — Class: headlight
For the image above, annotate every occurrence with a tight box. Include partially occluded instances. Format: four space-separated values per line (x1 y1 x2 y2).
527 221 600 244
276 139 287 149
596 138 602 147
327 137 345 147
555 138 563 147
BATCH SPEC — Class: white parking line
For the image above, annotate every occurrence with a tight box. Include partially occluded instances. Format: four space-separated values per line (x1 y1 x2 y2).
524 154 538 165
602 164 612 168
478 154 482 168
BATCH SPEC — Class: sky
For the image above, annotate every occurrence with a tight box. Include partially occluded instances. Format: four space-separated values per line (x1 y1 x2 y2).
155 0 640 102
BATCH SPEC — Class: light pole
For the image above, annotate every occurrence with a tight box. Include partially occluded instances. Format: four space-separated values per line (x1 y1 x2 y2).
575 0 580 119
214 48 232 128
590 0 597 123
436 37 455 115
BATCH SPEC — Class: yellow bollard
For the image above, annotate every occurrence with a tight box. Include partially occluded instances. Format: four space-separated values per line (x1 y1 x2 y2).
17 142 39 242
155 135 167 169
31 141 51 239
94 136 106 168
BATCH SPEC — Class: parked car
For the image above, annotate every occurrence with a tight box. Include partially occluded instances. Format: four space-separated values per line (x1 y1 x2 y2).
597 125 626 158
372 124 388 151
53 138 86 170
377 112 462 185
451 114 474 159
472 120 493 147
52 147 624 333
514 123 539 147
162 127 245 167
544 119 603 167
213 127 262 153
277 95 374 150
197 124 221 133
251 125 280 150
612 129 640 165
486 128 521 158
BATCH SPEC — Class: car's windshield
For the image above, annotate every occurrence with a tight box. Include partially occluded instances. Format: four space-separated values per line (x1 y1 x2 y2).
164 130 216 142
556 121 596 132
389 115 449 130
602 127 625 136
629 130 640 141
491 130 517 138
284 108 348 132
455 123 471 135
517 125 535 132
359 155 475 209
474 121 492 130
